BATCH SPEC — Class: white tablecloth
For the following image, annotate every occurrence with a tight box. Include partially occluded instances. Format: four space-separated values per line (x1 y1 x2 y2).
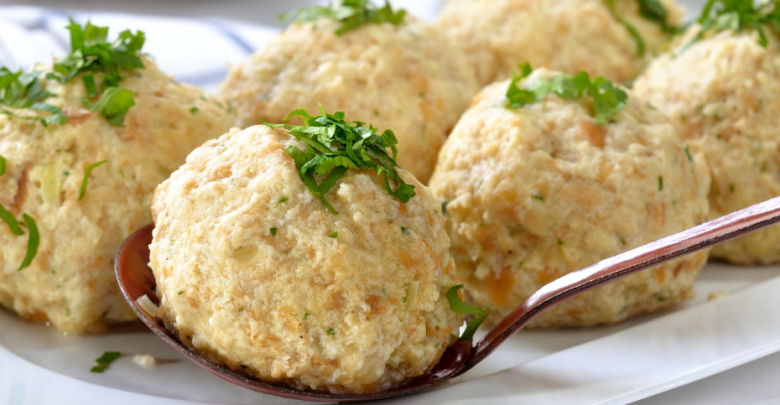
0 1 775 404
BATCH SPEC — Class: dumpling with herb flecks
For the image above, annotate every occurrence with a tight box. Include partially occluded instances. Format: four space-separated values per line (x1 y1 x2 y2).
0 21 234 334
148 109 468 393
430 66 711 328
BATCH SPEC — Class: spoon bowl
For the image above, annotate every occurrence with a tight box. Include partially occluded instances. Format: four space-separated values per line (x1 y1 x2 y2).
116 197 780 402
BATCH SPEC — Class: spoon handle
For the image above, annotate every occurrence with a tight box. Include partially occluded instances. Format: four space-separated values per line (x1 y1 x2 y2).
468 196 780 368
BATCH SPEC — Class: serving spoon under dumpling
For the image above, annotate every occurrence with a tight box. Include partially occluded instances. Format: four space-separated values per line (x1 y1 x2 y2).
116 196 780 403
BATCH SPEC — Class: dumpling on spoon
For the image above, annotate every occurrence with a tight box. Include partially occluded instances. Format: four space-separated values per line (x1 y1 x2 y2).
149 109 480 393
219 0 479 183
438 0 684 86
429 65 711 328
634 0 780 265
0 20 234 334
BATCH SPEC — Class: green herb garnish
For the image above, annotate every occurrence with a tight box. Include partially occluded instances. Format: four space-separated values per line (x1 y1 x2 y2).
90 351 120 373
18 214 39 271
270 227 278 237
330 231 338 239
658 176 664 191
636 0 680 33
281 0 406 36
682 0 780 51
49 19 144 126
78 160 108 201
605 0 647 56
0 154 5 176
0 204 23 235
190 106 199 114
0 68 68 126
505 63 628 125
82 87 136 126
446 284 488 341
327 328 336 335
1 206 38 270
684 145 693 162
265 106 415 214
605 0 680 56
532 193 545 201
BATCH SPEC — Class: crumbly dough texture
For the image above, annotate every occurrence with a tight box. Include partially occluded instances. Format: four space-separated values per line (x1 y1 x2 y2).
634 28 780 265
149 125 463 394
0 58 234 334
219 17 479 184
438 0 684 86
430 69 711 328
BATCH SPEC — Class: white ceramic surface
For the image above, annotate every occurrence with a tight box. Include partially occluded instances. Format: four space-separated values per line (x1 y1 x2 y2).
2 264 779 405
2 1 777 404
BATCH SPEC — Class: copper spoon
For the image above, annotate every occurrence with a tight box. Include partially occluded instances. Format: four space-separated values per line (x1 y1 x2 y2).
116 196 780 403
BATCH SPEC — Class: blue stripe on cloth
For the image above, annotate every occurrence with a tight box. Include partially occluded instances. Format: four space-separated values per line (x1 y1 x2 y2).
208 20 254 55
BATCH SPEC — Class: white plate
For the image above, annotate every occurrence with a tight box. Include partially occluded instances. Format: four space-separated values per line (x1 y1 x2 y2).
2 263 780 405
2 1 775 404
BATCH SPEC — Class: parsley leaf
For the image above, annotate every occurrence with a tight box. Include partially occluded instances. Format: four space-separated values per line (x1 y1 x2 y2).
605 0 647 56
446 284 488 341
505 64 628 125
0 203 23 236
78 160 108 201
265 106 416 214
0 68 68 126
18 214 39 271
637 0 680 33
0 206 39 271
90 351 121 373
683 0 780 51
82 87 136 126
48 19 145 126
0 154 5 176
281 0 406 36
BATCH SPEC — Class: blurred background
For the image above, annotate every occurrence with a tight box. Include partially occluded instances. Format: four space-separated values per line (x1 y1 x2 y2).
0 0 708 24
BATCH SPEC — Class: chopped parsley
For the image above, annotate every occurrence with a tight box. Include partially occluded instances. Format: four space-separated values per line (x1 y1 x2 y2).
90 351 120 373
0 68 68 126
81 87 136 127
327 328 336 335
401 226 410 235
683 0 780 51
532 193 545 201
330 231 338 239
18 214 39 271
78 160 108 201
1 19 145 127
0 204 23 236
265 106 415 214
281 0 406 36
1 206 38 271
505 63 628 125
177 291 184 295
605 0 648 56
636 0 680 33
446 284 488 341
304 312 311 320
0 154 5 176
684 145 693 162
277 196 289 205
190 106 199 114
605 0 680 57
270 227 278 237
658 176 664 191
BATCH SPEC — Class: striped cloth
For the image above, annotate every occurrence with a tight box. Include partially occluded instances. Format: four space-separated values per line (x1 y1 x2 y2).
0 2 443 92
